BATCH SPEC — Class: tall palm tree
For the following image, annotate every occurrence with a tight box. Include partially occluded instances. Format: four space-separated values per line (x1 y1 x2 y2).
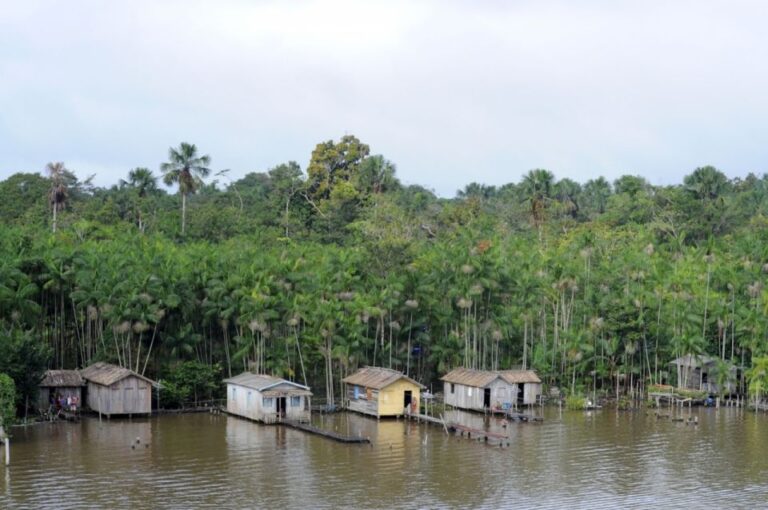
521 169 554 238
684 166 730 202
583 177 612 215
120 168 158 232
160 143 211 235
46 162 69 233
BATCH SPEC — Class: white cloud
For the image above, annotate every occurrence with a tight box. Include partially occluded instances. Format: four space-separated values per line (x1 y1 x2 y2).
1 0 767 195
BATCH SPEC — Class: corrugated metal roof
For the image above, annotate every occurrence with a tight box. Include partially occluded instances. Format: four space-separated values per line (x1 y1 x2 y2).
223 372 312 394
80 362 158 387
441 368 541 386
342 366 425 390
39 370 84 387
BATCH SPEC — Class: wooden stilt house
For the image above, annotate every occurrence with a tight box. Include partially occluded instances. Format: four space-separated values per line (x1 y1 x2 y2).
80 362 158 417
224 373 312 423
342 367 425 418
441 368 542 411
38 370 84 411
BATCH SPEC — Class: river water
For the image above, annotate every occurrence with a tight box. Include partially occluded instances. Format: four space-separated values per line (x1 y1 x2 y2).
1 406 767 509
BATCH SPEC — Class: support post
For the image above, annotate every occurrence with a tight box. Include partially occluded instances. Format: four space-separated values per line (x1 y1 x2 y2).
4 437 8 466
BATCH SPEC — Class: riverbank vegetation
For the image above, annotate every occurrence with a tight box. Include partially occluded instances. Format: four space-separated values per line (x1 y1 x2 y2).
2 136 768 415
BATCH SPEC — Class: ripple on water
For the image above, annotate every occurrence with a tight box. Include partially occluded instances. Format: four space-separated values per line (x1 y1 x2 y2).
2 409 768 509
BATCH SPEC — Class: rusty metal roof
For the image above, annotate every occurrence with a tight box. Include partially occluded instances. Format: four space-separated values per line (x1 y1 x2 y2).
342 366 425 390
441 368 541 386
80 362 158 387
223 372 312 394
39 370 84 387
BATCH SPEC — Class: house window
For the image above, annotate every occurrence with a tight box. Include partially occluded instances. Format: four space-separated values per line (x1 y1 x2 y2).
291 396 301 407
232 387 236 399
263 397 273 407
468 388 472 397
450 383 455 394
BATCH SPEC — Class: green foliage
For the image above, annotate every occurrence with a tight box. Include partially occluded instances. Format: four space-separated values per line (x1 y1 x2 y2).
0 373 16 428
0 331 51 415
3 140 768 405
565 394 587 410
160 361 222 408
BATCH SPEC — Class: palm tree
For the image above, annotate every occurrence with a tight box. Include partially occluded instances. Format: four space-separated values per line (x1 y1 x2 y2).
46 162 69 233
583 177 612 215
520 169 554 239
684 166 730 202
160 143 211 235
553 178 582 219
120 168 158 232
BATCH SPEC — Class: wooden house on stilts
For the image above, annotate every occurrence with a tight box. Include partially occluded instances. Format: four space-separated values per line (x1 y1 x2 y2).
342 367 425 418
38 370 84 411
441 367 542 412
80 362 158 417
223 373 312 423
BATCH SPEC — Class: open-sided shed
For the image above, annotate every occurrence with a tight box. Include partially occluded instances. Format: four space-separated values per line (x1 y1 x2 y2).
38 370 84 411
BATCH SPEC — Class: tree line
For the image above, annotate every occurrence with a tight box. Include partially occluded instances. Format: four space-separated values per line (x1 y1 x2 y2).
2 135 768 418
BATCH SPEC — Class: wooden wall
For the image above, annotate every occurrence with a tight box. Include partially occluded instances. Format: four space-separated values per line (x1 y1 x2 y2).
226 383 310 423
87 375 151 416
346 380 421 417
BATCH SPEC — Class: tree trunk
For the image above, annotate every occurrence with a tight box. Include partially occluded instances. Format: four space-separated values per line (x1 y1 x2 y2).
181 192 187 235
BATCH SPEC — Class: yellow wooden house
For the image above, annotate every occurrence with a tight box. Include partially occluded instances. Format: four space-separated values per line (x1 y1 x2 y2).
342 367 425 418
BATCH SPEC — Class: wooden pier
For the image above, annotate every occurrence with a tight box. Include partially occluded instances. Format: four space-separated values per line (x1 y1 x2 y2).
282 420 370 444
448 423 510 446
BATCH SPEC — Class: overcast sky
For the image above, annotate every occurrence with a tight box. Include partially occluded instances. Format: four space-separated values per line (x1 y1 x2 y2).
1 0 767 197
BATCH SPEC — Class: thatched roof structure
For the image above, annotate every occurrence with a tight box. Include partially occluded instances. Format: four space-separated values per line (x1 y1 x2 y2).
39 370 84 387
80 362 158 387
342 366 425 390
441 367 541 387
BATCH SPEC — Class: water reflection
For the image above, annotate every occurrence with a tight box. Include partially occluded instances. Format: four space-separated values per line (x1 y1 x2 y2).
1 409 768 509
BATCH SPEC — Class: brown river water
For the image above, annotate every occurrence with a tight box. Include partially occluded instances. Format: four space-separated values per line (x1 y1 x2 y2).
1 406 767 509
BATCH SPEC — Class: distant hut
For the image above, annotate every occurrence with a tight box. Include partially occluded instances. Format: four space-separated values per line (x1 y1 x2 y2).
223 373 312 423
342 367 425 418
441 368 542 411
38 370 84 411
80 362 158 417
669 355 742 395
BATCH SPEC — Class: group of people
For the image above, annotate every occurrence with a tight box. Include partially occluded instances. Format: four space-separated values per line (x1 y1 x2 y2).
49 393 79 413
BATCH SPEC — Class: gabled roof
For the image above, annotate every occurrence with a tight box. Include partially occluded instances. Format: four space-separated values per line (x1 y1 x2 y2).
441 367 541 387
342 366 425 390
668 354 719 368
80 362 158 387
223 372 312 395
500 370 542 384
40 370 84 387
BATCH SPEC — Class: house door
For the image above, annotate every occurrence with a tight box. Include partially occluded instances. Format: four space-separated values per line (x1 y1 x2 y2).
277 397 286 418
403 390 412 411
517 384 525 404
483 388 491 408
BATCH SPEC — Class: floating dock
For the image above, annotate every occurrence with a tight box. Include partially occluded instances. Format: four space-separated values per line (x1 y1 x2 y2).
282 420 370 444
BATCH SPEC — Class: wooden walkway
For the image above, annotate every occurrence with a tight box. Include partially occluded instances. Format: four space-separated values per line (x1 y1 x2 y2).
282 420 371 444
448 423 510 446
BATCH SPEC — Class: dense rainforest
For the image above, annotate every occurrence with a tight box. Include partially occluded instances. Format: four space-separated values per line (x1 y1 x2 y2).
3 135 768 417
